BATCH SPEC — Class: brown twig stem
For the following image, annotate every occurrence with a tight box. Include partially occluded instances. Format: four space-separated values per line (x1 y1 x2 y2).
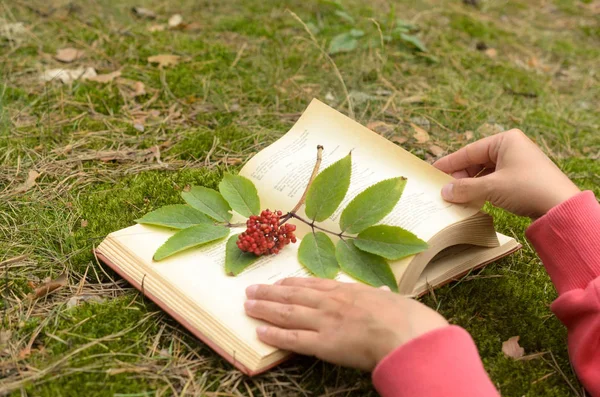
288 213 353 239
279 145 323 225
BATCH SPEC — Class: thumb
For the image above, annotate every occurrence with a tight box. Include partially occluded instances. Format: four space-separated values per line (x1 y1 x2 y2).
441 176 492 204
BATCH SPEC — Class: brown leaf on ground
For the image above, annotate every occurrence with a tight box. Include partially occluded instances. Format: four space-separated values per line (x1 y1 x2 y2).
148 54 180 68
477 122 504 137
117 78 147 98
87 70 121 83
29 272 68 300
55 47 85 63
168 14 183 29
15 170 40 193
411 123 430 143
81 219 88 228
454 94 468 106
40 67 97 84
463 130 475 141
132 7 156 19
366 121 395 135
184 22 202 32
502 336 525 359
428 144 445 157
148 24 166 32
66 294 104 309
391 136 408 145
484 48 497 59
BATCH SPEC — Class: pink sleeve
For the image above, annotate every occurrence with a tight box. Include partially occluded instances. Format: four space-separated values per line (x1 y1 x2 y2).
526 190 600 395
372 325 499 397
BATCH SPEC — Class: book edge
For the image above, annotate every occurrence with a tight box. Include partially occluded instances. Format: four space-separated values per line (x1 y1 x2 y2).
94 249 293 376
414 242 522 297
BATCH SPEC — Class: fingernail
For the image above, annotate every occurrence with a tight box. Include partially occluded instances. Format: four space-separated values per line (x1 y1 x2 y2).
442 184 454 200
257 326 268 335
379 285 391 291
246 284 258 297
244 300 256 310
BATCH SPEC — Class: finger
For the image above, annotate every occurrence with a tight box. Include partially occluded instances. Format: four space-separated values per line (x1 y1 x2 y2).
245 300 322 330
276 277 341 291
246 284 324 308
379 285 392 292
441 174 494 204
256 326 320 355
433 135 502 174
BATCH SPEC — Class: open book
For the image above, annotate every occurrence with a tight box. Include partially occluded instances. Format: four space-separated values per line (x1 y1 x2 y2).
96 99 520 375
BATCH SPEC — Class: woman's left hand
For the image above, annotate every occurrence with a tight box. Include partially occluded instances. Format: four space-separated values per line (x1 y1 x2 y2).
244 277 448 371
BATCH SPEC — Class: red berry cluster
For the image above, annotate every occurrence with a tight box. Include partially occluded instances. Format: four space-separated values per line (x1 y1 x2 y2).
237 210 297 256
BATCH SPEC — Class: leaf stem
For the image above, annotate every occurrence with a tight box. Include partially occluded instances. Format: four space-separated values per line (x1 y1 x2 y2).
288 213 353 239
280 145 323 225
220 222 246 228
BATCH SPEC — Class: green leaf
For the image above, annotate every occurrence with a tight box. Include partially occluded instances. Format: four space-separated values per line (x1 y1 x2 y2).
218 173 260 217
181 186 232 222
340 177 407 234
329 32 359 54
335 239 398 292
225 234 258 276
305 153 351 222
400 33 427 52
153 224 229 261
298 232 339 279
334 10 355 24
349 29 365 38
396 19 418 31
135 205 211 229
354 225 428 260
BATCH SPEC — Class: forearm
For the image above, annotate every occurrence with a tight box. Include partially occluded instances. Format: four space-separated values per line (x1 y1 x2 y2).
526 190 600 395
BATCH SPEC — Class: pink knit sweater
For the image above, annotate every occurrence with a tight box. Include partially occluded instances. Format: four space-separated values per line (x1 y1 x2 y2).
373 191 600 396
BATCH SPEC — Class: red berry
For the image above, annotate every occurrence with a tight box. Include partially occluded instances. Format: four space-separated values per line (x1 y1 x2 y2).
236 209 297 256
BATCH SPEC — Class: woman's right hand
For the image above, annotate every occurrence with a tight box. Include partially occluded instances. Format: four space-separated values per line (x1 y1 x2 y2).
433 129 580 219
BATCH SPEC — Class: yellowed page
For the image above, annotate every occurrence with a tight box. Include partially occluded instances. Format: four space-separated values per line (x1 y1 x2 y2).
240 99 479 242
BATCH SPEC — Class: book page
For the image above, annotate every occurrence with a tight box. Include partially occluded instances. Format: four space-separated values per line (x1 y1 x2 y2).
107 224 354 358
240 99 479 242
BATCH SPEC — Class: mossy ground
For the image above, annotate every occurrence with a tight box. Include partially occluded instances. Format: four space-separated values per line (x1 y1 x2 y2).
1 0 599 395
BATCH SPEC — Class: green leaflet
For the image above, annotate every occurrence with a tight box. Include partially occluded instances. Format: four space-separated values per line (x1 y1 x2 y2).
340 177 406 234
135 205 211 229
329 32 359 54
153 224 229 261
218 173 260 217
181 186 232 223
354 225 428 260
225 234 258 276
305 154 351 222
335 239 398 292
298 232 339 279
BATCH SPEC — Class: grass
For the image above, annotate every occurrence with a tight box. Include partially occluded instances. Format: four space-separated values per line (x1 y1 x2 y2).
1 0 599 395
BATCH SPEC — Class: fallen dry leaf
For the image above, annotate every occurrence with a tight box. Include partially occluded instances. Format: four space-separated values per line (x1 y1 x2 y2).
132 7 156 19
15 170 40 194
502 336 525 359
454 94 468 107
428 144 445 157
0 19 27 43
484 48 497 59
184 22 202 32
148 54 180 68
463 130 475 141
87 70 121 83
29 272 68 300
411 123 430 144
133 81 146 96
168 14 183 28
148 24 166 32
55 47 84 63
40 67 97 84
391 135 408 145
366 121 394 135
477 122 504 137
66 294 104 309
81 219 88 228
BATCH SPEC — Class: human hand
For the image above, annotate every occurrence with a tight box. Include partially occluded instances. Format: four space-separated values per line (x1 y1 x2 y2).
433 129 580 218
244 277 448 371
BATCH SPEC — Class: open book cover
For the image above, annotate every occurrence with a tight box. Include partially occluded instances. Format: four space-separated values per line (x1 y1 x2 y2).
96 99 521 375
